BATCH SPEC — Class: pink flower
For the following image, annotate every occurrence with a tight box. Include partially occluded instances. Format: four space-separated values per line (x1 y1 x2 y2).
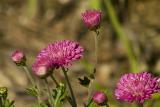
92 91 107 106
32 40 84 77
115 72 160 103
11 50 26 66
81 10 101 30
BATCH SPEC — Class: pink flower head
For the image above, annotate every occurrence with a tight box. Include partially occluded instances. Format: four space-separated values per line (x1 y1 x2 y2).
81 10 101 30
11 50 26 66
92 91 107 106
32 40 84 77
115 72 160 103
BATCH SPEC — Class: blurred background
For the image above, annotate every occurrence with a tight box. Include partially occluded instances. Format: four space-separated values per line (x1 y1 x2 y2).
0 0 160 107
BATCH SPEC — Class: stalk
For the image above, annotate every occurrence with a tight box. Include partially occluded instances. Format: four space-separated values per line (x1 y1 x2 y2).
0 97 4 107
50 75 59 87
44 78 54 105
87 30 99 103
50 75 73 106
22 66 41 105
93 30 99 74
86 98 93 107
106 103 110 107
137 103 143 107
62 67 77 107
22 66 35 86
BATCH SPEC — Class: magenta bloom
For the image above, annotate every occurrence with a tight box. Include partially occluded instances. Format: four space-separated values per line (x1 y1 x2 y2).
92 91 107 106
11 50 26 66
81 10 101 30
115 72 160 103
32 40 84 77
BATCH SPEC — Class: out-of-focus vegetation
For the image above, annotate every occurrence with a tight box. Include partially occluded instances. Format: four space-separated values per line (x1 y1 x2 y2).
0 0 160 107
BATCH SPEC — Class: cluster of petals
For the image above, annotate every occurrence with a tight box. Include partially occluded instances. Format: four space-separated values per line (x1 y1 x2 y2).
32 40 84 77
115 72 160 103
11 50 26 66
81 10 101 30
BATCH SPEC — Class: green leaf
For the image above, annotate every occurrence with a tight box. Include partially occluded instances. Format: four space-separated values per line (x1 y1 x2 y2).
53 83 67 107
4 99 15 107
40 103 48 107
32 102 48 107
52 89 58 99
26 87 38 97
78 76 90 87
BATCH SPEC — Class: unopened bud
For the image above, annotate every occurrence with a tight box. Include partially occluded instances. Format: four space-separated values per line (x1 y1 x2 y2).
92 91 107 106
11 50 26 66
81 10 101 31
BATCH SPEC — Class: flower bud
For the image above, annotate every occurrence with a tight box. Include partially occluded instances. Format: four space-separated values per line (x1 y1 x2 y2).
81 10 101 30
11 50 26 66
92 91 107 106
0 87 8 99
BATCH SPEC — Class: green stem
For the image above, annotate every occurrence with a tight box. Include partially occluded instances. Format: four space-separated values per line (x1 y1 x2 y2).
36 86 41 107
44 78 54 105
50 75 59 87
22 66 35 86
104 0 139 73
106 103 110 107
137 103 143 107
0 97 4 107
86 98 93 107
62 67 77 107
51 75 72 104
22 66 41 105
93 30 99 74
50 75 73 106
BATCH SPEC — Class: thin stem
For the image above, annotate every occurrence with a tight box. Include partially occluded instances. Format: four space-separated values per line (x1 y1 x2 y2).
87 79 94 102
22 66 41 105
86 98 93 107
50 75 73 106
0 98 2 107
137 103 143 107
0 97 4 107
50 75 59 87
86 30 99 103
104 0 139 73
93 30 99 74
66 96 73 106
106 103 110 107
62 67 77 107
44 78 54 105
22 66 35 86
36 85 41 107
